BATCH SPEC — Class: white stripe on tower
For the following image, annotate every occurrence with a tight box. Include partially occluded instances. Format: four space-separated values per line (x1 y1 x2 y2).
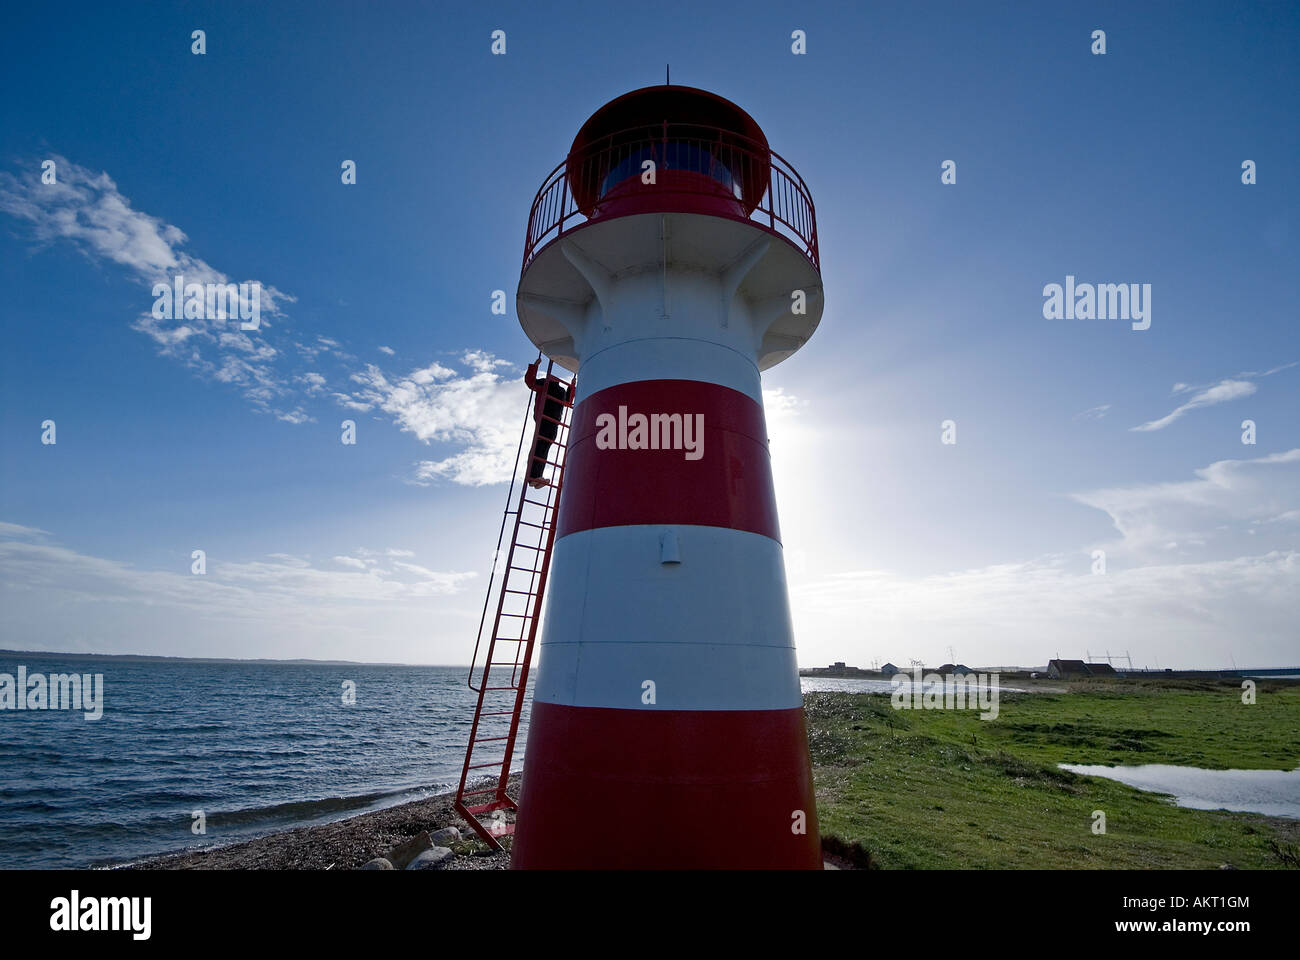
533 524 802 711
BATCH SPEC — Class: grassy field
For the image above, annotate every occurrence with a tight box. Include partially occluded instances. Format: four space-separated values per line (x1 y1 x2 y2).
807 677 1300 869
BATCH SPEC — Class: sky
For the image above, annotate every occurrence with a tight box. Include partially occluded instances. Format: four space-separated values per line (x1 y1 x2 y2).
1 1 1296 669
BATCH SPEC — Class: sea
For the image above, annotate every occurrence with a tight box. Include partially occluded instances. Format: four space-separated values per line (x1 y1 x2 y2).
3 655 925 868
0 652 529 869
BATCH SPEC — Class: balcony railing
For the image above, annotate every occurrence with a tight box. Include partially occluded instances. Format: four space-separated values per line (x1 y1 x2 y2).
523 122 819 275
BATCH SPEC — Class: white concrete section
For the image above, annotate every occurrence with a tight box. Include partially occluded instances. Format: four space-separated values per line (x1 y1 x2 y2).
533 640 803 711
576 336 763 405
533 524 802 710
517 212 824 375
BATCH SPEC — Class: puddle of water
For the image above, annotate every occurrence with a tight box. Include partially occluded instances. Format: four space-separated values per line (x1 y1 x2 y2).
1059 763 1300 819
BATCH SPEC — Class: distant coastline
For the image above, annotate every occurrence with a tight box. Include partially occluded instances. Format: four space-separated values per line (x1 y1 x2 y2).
5 650 1297 675
0 649 459 669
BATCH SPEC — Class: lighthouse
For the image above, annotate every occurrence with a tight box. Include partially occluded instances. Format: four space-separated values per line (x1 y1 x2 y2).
510 84 824 869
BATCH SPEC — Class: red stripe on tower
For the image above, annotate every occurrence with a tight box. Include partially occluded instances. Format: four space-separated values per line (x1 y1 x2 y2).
511 703 821 869
557 379 780 541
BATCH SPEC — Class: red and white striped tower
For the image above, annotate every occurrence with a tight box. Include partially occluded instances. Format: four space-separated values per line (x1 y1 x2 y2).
511 85 824 869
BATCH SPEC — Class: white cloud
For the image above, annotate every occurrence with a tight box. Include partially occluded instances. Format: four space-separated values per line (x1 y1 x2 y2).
0 522 50 541
1074 403 1111 421
1071 448 1300 553
1131 379 1256 432
298 372 327 394
763 387 802 421
791 550 1299 669
1134 363 1294 432
0 526 478 660
461 350 513 373
345 357 528 486
0 156 305 418
1 157 538 482
786 448 1300 669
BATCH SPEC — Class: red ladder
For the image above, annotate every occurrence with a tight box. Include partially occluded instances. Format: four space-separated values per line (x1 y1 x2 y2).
454 359 576 850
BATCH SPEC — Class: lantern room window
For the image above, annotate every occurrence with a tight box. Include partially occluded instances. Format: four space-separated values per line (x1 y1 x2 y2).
599 140 742 200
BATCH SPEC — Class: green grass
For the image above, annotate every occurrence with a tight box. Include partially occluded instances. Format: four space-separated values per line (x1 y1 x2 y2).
808 678 1300 869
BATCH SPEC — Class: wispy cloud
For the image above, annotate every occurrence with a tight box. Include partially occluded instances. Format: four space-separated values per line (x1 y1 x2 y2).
1071 448 1300 552
1 156 530 485
1131 379 1256 432
0 156 304 414
1074 403 1111 422
0 523 477 660
791 549 1299 668
1133 362 1294 432
345 353 529 487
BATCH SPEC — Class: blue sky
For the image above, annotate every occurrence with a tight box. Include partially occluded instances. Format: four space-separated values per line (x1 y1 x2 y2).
1 1 1296 668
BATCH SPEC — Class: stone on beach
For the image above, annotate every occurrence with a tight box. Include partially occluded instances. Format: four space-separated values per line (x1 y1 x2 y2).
429 826 461 845
406 847 454 870
360 858 393 870
384 831 432 869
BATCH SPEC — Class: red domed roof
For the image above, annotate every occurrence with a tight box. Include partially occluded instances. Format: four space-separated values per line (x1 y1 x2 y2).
565 85 772 216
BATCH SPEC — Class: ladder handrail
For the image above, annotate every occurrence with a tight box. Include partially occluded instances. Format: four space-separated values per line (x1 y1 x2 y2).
454 359 576 850
464 368 536 692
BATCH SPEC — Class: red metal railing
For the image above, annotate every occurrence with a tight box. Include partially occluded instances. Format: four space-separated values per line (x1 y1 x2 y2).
523 122 819 275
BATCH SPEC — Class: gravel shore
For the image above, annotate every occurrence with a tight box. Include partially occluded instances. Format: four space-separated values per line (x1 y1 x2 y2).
122 779 518 871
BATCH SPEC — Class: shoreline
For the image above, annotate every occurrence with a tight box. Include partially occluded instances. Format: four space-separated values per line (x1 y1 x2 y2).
121 780 516 871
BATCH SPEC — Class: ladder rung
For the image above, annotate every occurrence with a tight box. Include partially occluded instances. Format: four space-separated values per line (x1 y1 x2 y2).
466 800 516 815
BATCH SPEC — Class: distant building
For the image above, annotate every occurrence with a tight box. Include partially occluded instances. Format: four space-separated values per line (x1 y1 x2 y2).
935 663 975 675
1046 659 1118 679
880 662 900 677
799 661 869 677
1046 659 1089 679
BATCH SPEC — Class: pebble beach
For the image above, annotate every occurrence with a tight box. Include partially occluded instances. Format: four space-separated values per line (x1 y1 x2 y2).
122 780 517 871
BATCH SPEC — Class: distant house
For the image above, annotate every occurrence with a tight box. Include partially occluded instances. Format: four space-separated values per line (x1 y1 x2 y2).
934 663 975 676
832 661 846 670
1047 659 1120 679
1047 659 1090 679
880 662 900 677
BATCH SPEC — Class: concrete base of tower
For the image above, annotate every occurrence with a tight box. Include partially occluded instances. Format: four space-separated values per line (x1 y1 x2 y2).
509 702 822 869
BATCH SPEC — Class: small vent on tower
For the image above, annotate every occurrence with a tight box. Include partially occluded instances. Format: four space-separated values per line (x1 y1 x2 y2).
659 528 682 565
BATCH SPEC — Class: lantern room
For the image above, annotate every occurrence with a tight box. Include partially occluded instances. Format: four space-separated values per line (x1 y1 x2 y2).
565 85 771 223
518 84 822 374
